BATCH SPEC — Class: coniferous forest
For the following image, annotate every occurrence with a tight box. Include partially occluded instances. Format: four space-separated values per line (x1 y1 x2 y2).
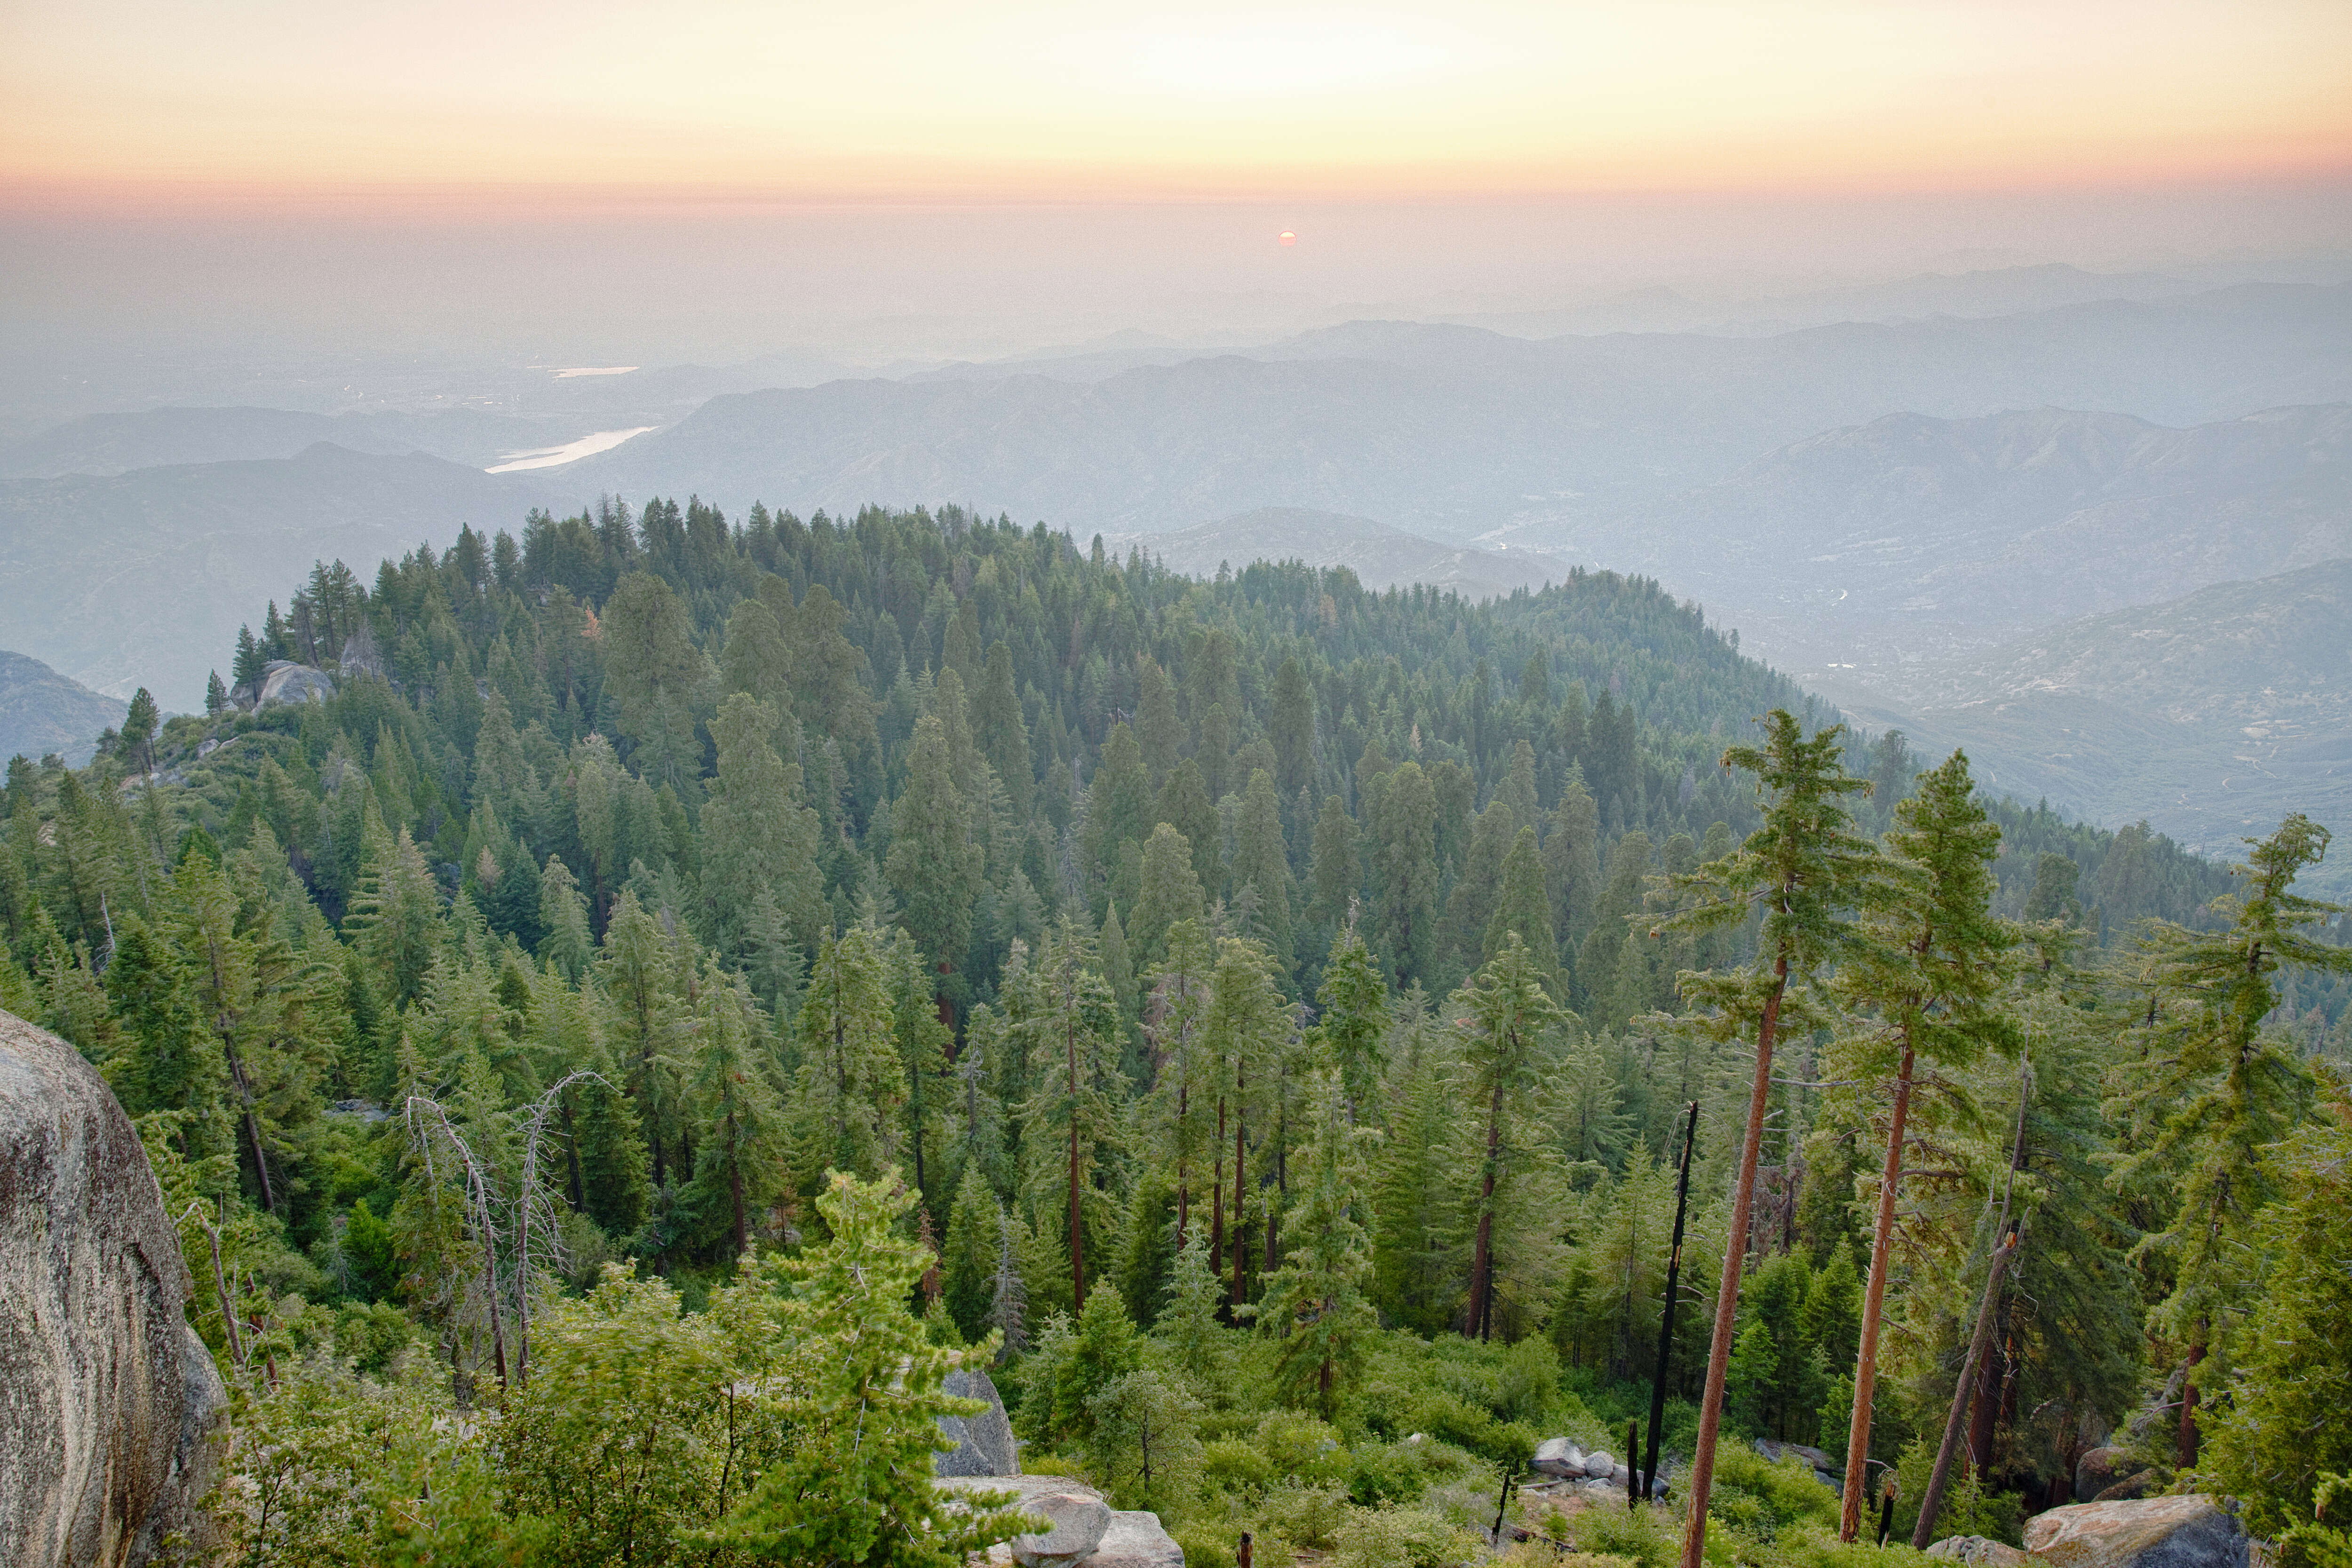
7 499 2348 1568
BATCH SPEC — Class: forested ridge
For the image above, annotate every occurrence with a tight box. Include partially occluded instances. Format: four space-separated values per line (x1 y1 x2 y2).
4 498 2346 1568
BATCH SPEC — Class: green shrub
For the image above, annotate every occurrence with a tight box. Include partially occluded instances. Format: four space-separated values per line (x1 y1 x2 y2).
1262 1481 1354 1550
1252 1411 1348 1485
1200 1438 1276 1498
1171 1523 1237 1568
1330 1504 1483 1568
1887 1439 2023 1547
1347 1442 1427 1507
1566 1491 1680 1568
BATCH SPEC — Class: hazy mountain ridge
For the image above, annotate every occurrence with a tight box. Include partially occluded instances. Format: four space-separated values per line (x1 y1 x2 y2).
0 443 540 705
0 649 126 767
560 284 2352 533
0 406 573 478
1110 507 1580 600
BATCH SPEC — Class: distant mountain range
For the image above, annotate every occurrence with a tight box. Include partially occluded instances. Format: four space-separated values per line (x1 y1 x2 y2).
0 444 530 706
1567 401 2352 688
1111 508 1577 600
0 649 125 767
552 283 2352 533
1835 559 2352 891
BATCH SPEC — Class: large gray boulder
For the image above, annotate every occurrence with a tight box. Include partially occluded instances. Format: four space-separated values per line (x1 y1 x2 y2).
936 1367 1022 1477
252 660 333 709
1533 1437 1587 1477
0 1008 228 1568
2024 1495 2248 1568
1928 1536 2030 1566
1090 1510 1184 1567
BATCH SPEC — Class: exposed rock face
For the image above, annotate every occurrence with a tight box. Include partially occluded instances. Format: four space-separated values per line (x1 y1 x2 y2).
252 661 333 709
1928 1535 2031 1566
1583 1449 1617 1478
936 1367 1022 1477
2024 1496 2248 1568
0 1008 228 1568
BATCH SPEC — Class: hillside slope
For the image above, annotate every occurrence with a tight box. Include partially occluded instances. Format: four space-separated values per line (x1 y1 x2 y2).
1842 559 2352 888
0 650 126 766
1575 403 2352 689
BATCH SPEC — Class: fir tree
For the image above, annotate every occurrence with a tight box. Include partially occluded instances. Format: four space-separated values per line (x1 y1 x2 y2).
1653 711 1881 1568
885 712 986 1010
1249 1068 1377 1418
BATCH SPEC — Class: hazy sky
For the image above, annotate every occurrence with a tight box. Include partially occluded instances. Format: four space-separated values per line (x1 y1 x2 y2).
8 0 2347 196
3 1 2348 377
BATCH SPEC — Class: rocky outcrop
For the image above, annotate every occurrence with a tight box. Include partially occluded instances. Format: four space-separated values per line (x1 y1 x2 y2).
945 1475 1183 1568
2024 1496 2248 1568
1758 1437 1844 1491
936 1367 1021 1478
1929 1536 2030 1566
249 660 333 709
0 1008 228 1568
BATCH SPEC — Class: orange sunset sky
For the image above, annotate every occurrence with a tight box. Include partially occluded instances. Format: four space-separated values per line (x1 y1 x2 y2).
5 0 2349 204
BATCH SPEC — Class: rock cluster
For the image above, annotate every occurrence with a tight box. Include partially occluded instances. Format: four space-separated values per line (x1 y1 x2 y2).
942 1475 1182 1568
0 1008 228 1568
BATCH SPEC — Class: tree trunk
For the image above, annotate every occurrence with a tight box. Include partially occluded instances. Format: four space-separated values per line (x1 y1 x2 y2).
1176 1083 1191 1249
1677 956 1787 1568
1841 1038 1917 1539
1212 1094 1226 1314
1468 1071 1505 1340
1067 1011 1085 1309
2176 1336 2205 1469
1231 1092 1248 1312
1912 1232 2017 1549
1644 1100 1699 1497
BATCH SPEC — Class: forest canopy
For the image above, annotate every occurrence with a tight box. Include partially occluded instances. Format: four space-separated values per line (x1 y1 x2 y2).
6 497 2346 1568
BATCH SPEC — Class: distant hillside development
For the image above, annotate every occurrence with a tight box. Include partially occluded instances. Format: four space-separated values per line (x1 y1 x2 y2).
0 650 126 766
1839 559 2352 890
1114 509 1577 600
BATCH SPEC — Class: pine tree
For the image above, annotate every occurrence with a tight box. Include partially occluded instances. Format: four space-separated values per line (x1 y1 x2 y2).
232 624 265 693
1135 657 1183 785
886 713 986 1010
973 641 1034 819
792 923 902 1198
1370 761 1439 988
1307 794 1359 934
1313 919 1388 1125
1542 768 1602 948
1833 750 2017 1538
1250 1068 1377 1418
599 572 707 789
537 855 593 982
1271 657 1316 798
718 594 795 719
1012 918 1126 1310
687 961 788 1258
1129 822 1204 971
2115 813 2350 1465
1485 825 1556 983
1204 935 1289 1313
1153 760 1219 895
941 1162 998 1340
1454 933 1567 1340
1230 768 1294 971
697 1170 1033 1566
1446 801 1517 975
1144 918 1217 1246
1653 711 1880 1568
